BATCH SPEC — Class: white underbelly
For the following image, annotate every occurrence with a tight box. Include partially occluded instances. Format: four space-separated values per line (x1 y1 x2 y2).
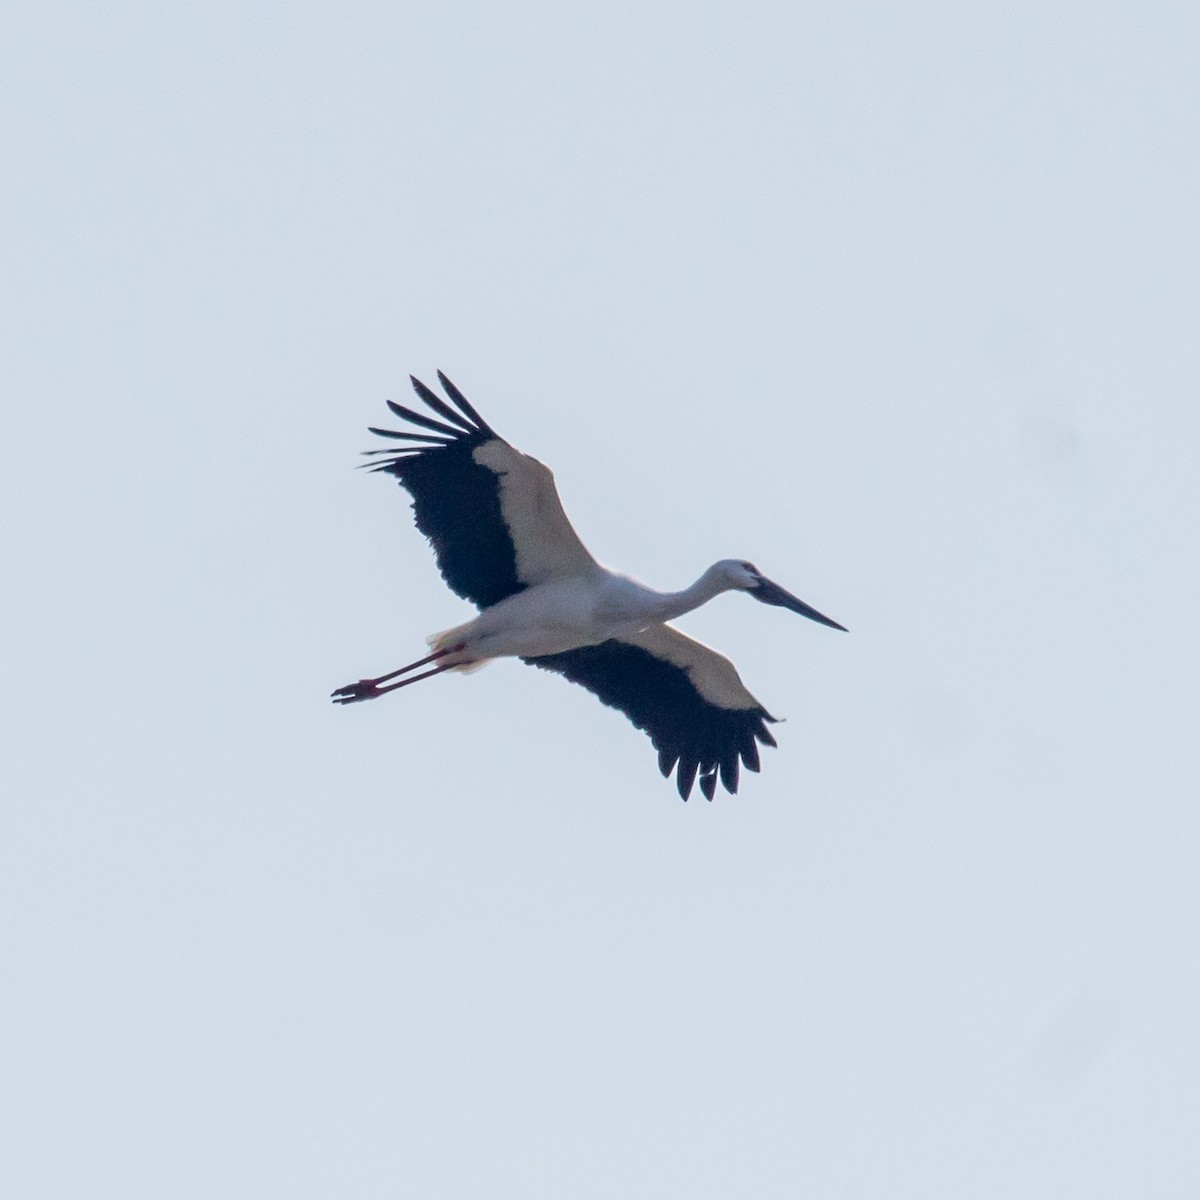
468 577 636 659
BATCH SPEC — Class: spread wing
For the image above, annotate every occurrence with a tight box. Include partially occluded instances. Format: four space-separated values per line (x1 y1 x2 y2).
523 624 779 800
363 372 597 609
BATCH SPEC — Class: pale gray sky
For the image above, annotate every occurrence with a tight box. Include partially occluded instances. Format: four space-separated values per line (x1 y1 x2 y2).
3 1 1198 1196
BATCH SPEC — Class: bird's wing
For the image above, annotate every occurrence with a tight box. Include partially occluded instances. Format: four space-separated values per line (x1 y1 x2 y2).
523 624 779 800
364 372 598 609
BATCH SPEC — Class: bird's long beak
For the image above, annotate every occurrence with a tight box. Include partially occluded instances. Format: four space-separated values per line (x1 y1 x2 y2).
752 577 848 631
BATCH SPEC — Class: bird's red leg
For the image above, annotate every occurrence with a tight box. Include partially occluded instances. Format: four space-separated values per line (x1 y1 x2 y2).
331 643 468 704
370 663 457 695
371 644 465 685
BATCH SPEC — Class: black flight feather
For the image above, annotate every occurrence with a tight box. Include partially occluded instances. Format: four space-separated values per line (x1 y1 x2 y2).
366 427 455 444
437 371 493 433
408 375 479 433
384 400 463 438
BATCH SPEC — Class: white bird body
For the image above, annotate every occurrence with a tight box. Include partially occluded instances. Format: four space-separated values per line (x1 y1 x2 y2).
430 562 757 665
333 372 846 800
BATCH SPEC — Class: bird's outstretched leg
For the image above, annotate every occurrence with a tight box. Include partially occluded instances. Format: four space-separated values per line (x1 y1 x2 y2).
331 643 468 704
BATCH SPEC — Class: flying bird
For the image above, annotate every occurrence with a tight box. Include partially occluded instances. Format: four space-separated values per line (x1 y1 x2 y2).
333 372 846 800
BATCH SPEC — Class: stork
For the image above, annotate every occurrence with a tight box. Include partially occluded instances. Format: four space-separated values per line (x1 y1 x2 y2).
333 372 846 800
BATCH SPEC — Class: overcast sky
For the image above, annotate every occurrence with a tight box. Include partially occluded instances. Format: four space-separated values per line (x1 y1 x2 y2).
3 1 1199 1196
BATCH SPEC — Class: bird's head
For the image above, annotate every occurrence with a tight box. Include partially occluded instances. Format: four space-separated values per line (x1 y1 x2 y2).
714 559 848 632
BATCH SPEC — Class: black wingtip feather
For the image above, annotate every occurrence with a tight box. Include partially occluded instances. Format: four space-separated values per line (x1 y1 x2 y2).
363 456 419 473
384 400 463 438
367 427 454 444
436 371 493 433
719 755 739 794
409 375 479 433
676 756 699 800
741 735 761 773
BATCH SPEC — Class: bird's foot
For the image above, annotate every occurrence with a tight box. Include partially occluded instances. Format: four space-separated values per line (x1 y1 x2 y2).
331 679 382 704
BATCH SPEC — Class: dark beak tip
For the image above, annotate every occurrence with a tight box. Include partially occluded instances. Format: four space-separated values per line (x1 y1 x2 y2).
754 577 846 632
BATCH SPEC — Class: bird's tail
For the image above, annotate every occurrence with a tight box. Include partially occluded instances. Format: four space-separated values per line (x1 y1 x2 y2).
426 623 489 674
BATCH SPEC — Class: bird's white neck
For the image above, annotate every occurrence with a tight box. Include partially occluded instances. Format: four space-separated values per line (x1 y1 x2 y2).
648 566 733 623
